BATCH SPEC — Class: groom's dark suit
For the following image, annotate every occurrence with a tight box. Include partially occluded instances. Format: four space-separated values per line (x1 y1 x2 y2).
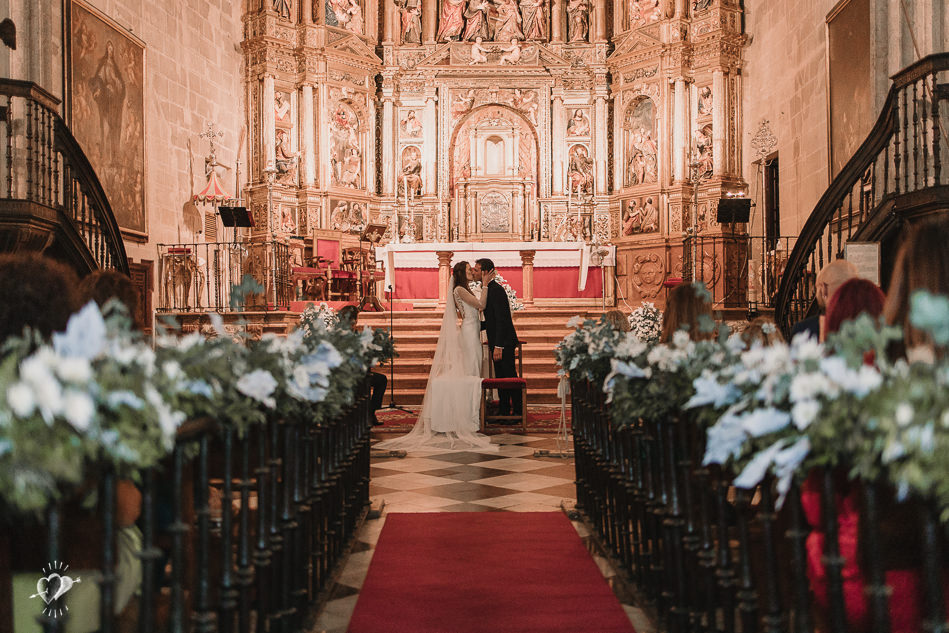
482 278 522 416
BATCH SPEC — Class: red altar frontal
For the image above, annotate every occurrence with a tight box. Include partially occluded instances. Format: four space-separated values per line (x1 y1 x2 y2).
375 242 616 308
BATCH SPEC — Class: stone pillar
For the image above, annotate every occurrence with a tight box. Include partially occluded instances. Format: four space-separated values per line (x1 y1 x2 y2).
551 90 565 193
673 77 687 182
303 0 313 23
382 92 395 195
317 80 330 188
674 0 685 18
423 0 438 43
551 0 564 42
612 93 623 189
436 250 453 308
424 92 437 194
367 98 378 193
613 0 624 36
594 0 607 42
383 0 396 42
519 250 536 307
302 84 316 186
712 69 726 177
263 75 276 171
594 90 608 193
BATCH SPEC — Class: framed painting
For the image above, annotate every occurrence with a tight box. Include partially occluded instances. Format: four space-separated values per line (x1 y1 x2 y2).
68 0 147 238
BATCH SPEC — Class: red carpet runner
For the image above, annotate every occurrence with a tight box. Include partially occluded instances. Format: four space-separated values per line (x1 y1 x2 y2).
347 512 636 633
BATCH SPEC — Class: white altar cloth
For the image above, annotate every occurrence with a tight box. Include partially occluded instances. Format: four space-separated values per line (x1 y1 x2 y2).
375 241 616 291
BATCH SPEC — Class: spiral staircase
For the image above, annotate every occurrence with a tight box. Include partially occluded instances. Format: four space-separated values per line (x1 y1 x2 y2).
774 53 949 335
0 78 128 274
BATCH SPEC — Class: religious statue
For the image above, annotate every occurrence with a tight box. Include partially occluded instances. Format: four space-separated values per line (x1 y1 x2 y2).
399 146 423 197
400 110 423 137
694 126 713 179
519 0 547 40
469 37 489 64
462 0 491 42
622 199 642 234
436 0 466 41
498 39 523 64
396 0 422 43
566 109 590 136
451 89 476 118
274 0 292 20
510 88 538 124
566 0 589 42
280 207 297 234
567 145 594 195
274 92 291 123
698 85 713 116
494 0 525 42
640 197 658 232
400 216 418 242
341 147 361 187
274 128 298 184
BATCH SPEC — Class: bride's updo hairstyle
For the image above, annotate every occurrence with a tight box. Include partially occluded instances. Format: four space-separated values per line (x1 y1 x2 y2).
452 261 469 290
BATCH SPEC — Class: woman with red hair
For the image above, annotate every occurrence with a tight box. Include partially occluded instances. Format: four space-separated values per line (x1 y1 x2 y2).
824 277 886 336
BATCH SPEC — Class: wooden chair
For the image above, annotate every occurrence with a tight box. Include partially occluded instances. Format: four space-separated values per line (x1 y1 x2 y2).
479 341 527 432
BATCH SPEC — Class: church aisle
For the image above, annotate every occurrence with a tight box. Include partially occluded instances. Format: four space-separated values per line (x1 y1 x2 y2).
310 433 655 633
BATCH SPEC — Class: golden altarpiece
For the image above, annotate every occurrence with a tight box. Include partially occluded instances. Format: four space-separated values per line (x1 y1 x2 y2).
239 0 748 308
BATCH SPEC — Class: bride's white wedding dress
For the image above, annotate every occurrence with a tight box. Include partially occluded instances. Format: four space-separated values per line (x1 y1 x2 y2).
374 279 497 451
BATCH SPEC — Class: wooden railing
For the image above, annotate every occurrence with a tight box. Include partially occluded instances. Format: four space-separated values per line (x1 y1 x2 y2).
571 378 948 633
774 53 949 335
0 79 128 273
1 378 372 633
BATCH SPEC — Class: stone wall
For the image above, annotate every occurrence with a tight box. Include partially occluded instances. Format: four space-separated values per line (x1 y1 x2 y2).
4 0 245 270
741 0 948 238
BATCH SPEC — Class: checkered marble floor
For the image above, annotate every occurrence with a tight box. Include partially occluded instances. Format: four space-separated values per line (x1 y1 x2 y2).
310 432 655 633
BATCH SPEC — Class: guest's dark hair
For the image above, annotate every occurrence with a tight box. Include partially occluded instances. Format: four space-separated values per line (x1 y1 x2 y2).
338 305 359 324
883 216 949 353
79 269 141 329
660 282 714 343
825 278 885 336
0 253 80 343
604 309 630 332
476 258 495 273
452 261 469 290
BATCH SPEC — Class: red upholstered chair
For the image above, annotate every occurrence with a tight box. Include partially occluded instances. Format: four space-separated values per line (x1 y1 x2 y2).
480 341 527 432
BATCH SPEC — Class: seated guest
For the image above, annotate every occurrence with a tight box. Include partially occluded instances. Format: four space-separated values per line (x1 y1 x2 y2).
660 282 715 343
0 253 79 345
790 259 858 342
824 277 885 336
338 305 387 426
604 309 631 332
79 269 143 330
739 316 783 347
883 215 949 361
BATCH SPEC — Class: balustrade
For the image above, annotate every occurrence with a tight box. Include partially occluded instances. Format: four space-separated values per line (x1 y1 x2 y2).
1 378 372 633
571 377 949 633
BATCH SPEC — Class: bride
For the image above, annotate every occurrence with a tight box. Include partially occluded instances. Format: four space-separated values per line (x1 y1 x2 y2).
374 261 497 451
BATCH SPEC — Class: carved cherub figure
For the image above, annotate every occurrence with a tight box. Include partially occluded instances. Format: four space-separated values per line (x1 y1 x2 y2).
469 37 488 64
499 39 522 65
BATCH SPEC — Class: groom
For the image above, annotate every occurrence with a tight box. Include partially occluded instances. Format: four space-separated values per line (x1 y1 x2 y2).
475 258 522 417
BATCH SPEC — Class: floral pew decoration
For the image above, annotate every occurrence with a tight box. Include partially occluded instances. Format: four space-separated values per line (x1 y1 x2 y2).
0 301 394 515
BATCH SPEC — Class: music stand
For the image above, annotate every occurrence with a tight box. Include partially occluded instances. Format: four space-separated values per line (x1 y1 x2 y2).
357 223 388 312
218 206 254 243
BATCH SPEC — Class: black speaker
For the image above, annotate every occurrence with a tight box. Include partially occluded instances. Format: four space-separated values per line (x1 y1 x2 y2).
716 198 751 223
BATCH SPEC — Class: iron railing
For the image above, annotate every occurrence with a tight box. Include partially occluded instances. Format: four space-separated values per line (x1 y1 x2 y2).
157 240 292 312
571 378 948 633
682 233 750 308
774 53 949 335
0 79 129 274
2 378 373 633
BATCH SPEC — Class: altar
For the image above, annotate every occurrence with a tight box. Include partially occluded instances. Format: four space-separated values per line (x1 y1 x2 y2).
375 242 616 308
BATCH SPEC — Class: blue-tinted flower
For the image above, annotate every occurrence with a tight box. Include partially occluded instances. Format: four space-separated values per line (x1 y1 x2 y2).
734 439 786 489
62 389 95 432
236 369 278 408
910 290 949 345
107 390 145 410
53 301 107 360
686 372 739 409
739 407 791 437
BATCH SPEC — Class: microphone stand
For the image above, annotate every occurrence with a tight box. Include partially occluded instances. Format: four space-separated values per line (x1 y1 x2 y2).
380 282 413 414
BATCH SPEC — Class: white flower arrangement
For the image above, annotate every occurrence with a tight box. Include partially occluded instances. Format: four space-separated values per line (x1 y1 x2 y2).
469 273 524 312
299 302 339 334
628 301 663 344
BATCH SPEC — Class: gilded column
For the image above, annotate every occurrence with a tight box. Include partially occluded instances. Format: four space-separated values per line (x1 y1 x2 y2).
674 0 685 18
303 0 313 23
594 90 608 193
594 0 607 42
383 0 396 42
519 250 536 307
301 84 316 186
612 92 623 190
367 98 378 193
382 88 395 195
423 0 438 43
551 90 565 193
317 81 330 189
712 69 726 177
263 75 276 171
551 0 564 42
436 250 453 308
613 0 624 37
424 92 437 194
673 77 687 182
